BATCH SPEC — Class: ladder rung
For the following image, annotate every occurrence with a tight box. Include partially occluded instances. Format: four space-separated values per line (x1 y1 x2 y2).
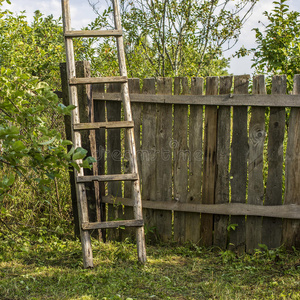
73 121 134 130
64 29 123 38
69 76 128 85
82 219 144 230
77 173 138 183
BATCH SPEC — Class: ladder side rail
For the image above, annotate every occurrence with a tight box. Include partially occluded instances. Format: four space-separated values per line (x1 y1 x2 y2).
112 0 147 263
61 0 93 269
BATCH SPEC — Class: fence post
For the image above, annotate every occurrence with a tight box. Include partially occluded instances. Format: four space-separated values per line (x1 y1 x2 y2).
262 75 286 249
246 75 266 253
60 61 99 238
214 76 232 248
173 77 189 243
201 76 219 247
229 75 249 254
283 74 300 249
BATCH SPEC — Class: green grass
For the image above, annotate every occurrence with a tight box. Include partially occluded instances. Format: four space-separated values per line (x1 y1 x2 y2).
0 235 299 300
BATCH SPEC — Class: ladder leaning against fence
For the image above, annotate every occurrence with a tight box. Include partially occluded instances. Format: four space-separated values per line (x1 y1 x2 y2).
61 0 147 268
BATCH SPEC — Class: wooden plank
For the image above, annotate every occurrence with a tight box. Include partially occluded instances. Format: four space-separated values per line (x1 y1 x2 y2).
93 92 300 108
61 0 93 269
155 77 173 242
106 82 123 242
82 219 143 230
186 77 203 244
201 77 218 247
282 75 300 249
65 29 123 37
123 78 142 241
246 75 266 253
102 196 300 219
141 78 157 243
262 75 286 249
73 121 134 130
77 173 138 183
173 77 189 243
70 76 127 85
113 0 146 263
214 76 232 248
229 75 249 254
74 61 97 257
92 83 106 241
60 62 80 239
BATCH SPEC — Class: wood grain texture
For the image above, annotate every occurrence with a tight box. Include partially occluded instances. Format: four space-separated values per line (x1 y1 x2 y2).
229 75 249 254
173 77 189 243
214 76 232 248
141 78 157 243
282 75 300 249
106 83 123 241
186 77 203 244
82 219 144 230
262 75 286 249
93 83 106 241
60 62 80 239
64 29 123 37
201 77 218 247
69 76 127 85
246 75 266 253
113 0 146 263
155 77 173 242
123 78 141 240
102 196 300 219
62 0 93 268
73 121 134 130
93 92 300 108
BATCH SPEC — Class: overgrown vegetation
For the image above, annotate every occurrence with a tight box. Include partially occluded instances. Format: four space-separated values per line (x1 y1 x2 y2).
236 0 300 91
87 0 259 78
0 0 95 237
0 236 299 299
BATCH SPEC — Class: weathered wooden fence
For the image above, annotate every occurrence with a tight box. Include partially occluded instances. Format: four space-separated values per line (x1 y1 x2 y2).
61 62 300 252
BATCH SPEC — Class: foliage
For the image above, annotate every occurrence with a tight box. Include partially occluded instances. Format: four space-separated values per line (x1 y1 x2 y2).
237 0 300 91
0 2 95 233
0 7 65 89
88 0 259 77
0 237 299 299
0 67 95 199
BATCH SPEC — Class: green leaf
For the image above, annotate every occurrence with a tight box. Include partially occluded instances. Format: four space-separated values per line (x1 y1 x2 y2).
61 140 73 146
72 147 88 161
70 162 80 172
38 137 56 146
12 140 25 151
7 173 15 186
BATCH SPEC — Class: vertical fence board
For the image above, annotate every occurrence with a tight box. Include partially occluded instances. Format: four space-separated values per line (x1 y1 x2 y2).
123 78 141 240
106 82 122 241
155 77 173 242
60 62 80 238
230 75 249 254
186 77 203 244
141 78 157 242
214 76 232 248
93 83 106 241
174 77 189 243
246 75 266 252
283 75 300 249
201 77 218 246
262 75 286 249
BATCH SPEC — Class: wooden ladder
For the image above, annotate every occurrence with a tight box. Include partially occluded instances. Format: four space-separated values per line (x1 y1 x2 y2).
61 0 146 268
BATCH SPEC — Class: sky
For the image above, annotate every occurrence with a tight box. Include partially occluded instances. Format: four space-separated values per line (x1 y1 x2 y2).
1 0 300 75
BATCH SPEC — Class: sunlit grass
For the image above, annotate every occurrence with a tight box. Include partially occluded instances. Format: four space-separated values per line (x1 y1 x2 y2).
0 235 299 300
